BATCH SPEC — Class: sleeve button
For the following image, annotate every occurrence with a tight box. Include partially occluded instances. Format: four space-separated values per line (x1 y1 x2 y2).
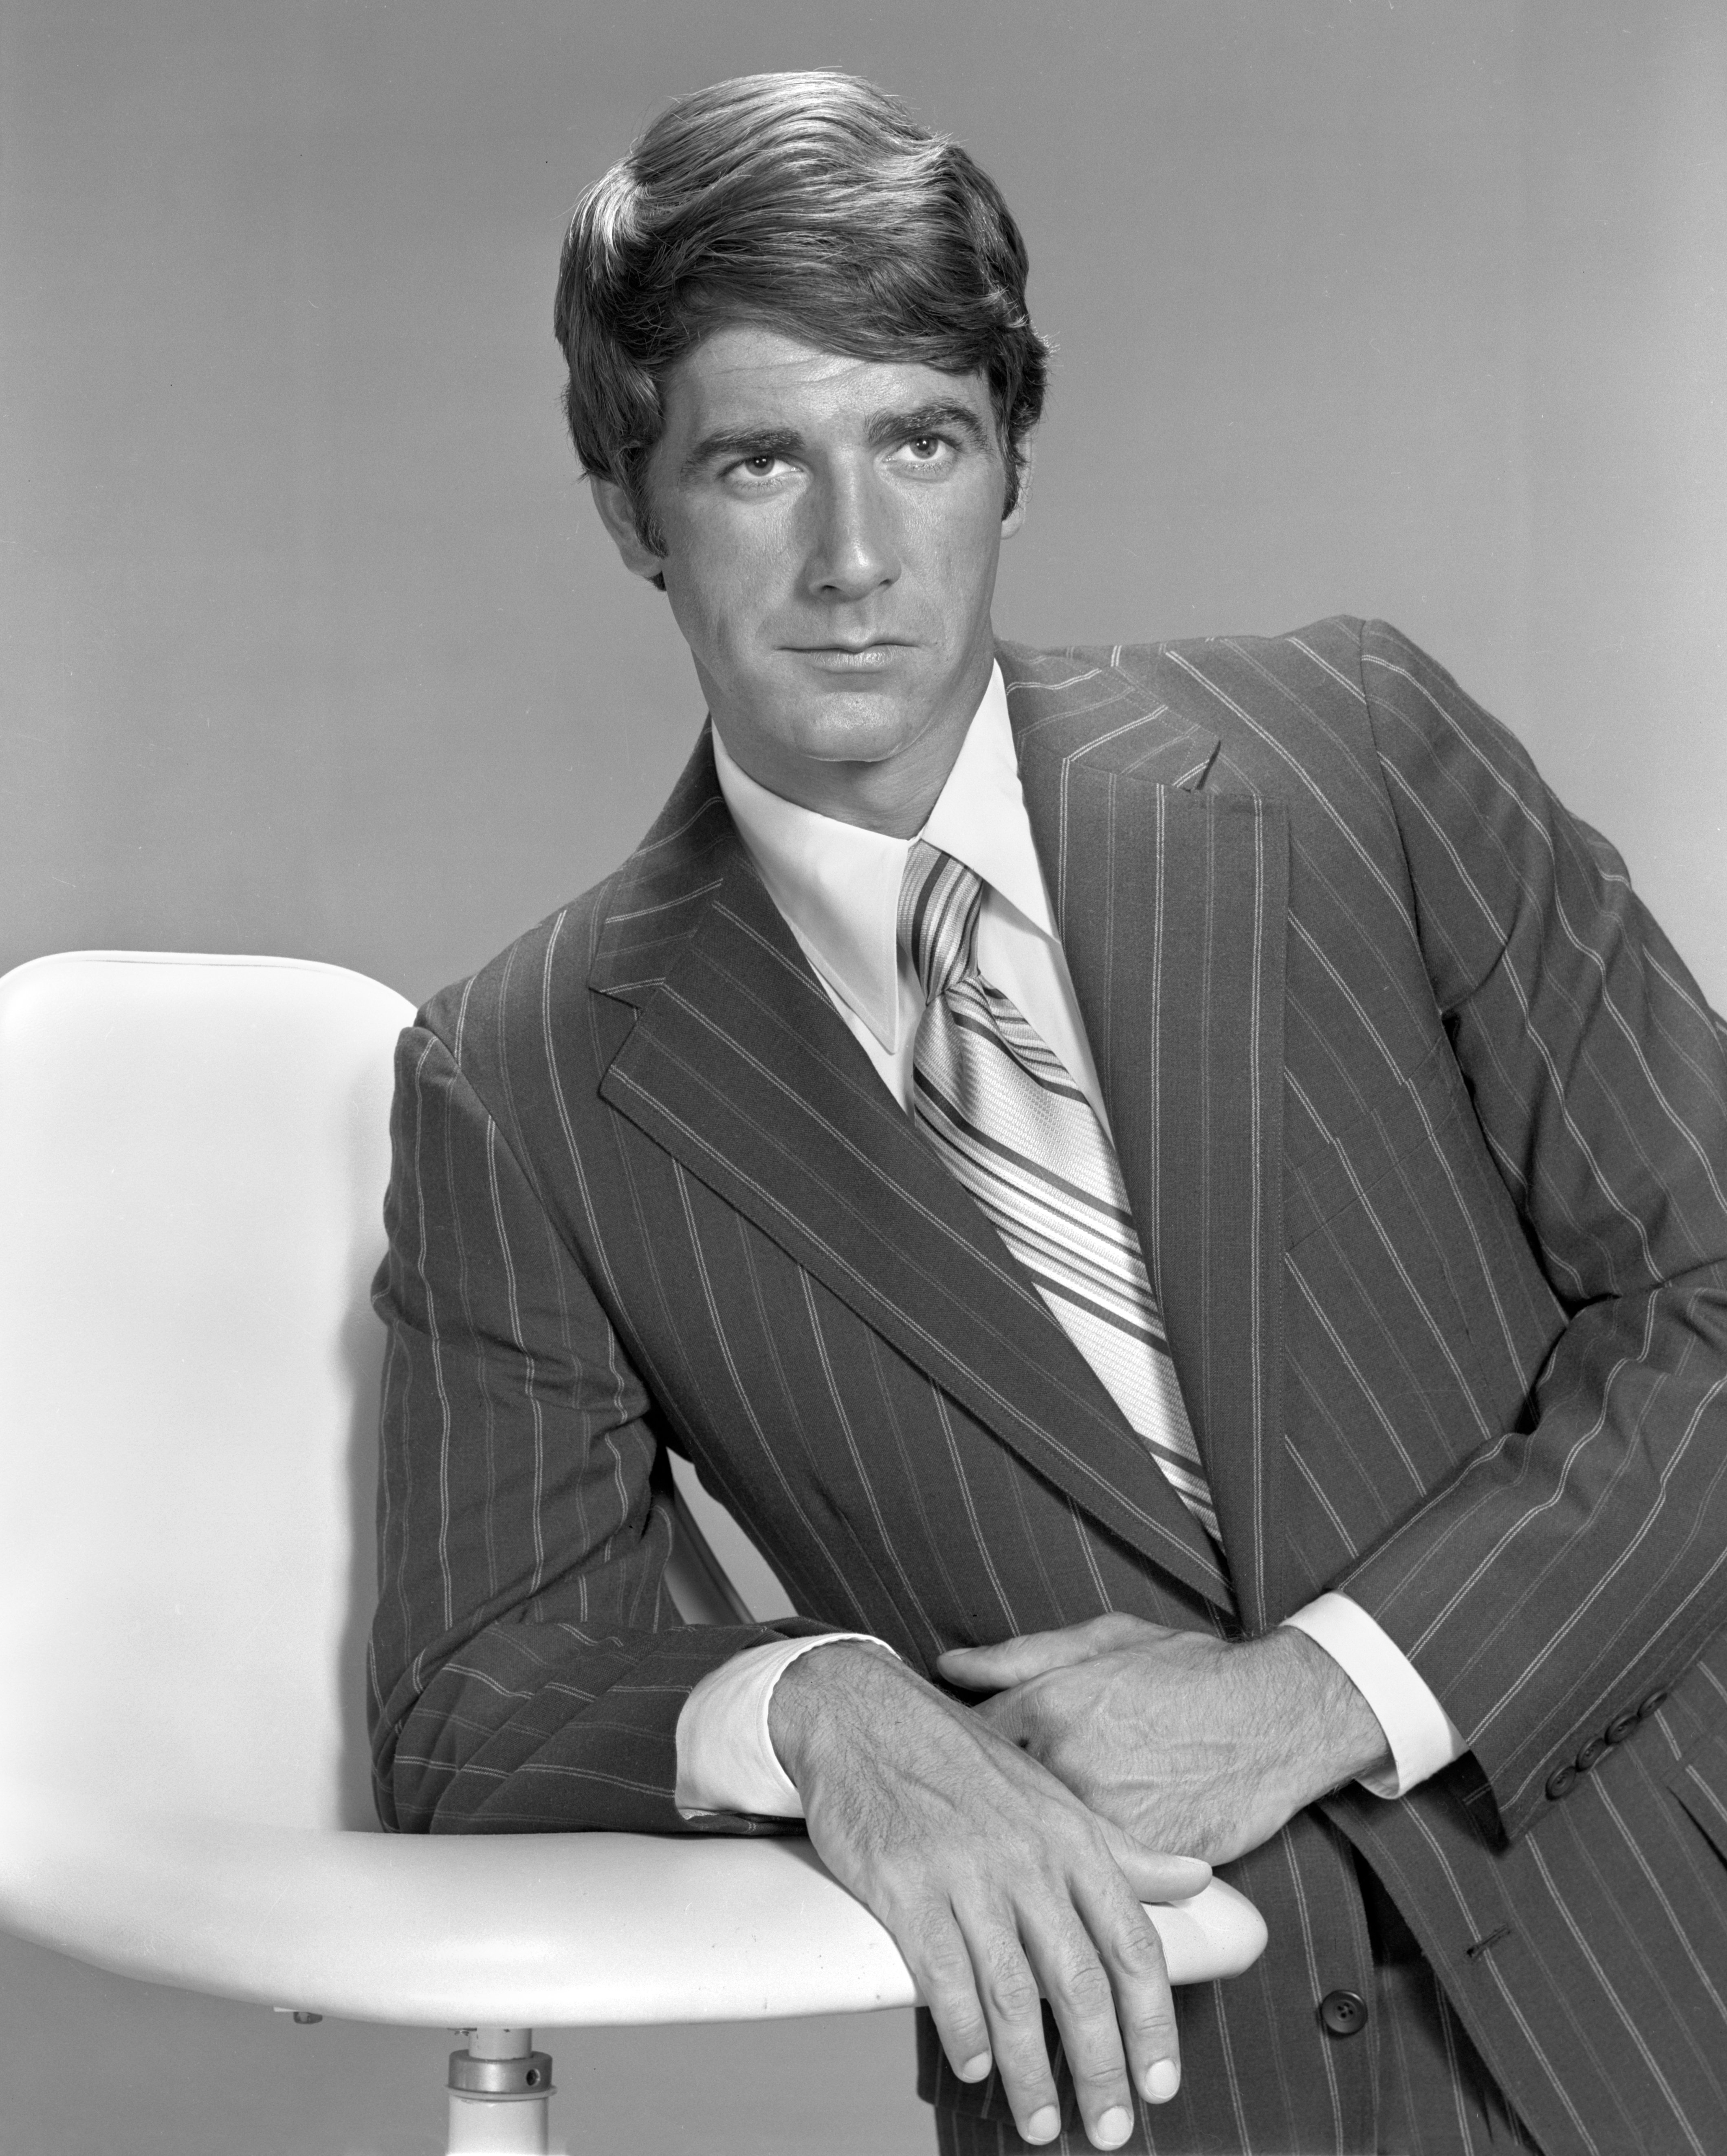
1318 1989 1369 2037
1546 1763 1578 1800
1576 1736 1608 1771
1605 1710 1639 1744
1638 1689 1669 1720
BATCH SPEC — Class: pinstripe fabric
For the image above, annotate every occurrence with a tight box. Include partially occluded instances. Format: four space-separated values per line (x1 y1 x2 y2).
929 1920 1542 2156
371 618 1727 2154
900 840 1220 1541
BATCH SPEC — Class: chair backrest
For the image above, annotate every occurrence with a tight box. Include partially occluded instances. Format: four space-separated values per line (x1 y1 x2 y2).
0 953 413 1831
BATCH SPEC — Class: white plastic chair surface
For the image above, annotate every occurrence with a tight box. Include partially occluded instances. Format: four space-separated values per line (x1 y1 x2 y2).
0 951 400 1833
0 951 1265 2027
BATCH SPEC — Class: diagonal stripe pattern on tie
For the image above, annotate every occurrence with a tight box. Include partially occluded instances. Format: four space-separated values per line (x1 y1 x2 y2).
898 839 1221 1546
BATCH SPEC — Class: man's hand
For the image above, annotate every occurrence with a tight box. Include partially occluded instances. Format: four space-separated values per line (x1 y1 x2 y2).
936 1615 1392 1866
769 1640 1212 2150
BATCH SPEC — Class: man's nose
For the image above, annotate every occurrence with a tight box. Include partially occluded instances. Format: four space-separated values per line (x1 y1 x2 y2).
803 465 900 600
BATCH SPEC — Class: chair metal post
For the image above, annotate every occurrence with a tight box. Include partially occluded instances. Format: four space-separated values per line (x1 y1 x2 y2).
447 2027 554 2154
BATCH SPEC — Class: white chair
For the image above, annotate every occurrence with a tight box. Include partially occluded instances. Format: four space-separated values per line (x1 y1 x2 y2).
0 950 1265 2154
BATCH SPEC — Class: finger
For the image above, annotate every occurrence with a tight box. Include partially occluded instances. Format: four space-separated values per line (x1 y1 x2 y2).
1097 1818 1212 1903
1070 1864 1182 2118
1017 1903 1141 2149
954 1911 1068 2145
968 1686 1030 1743
898 1900 998 2094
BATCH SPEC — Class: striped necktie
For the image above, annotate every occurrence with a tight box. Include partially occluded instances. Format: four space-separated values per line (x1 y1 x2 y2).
898 840 1221 1546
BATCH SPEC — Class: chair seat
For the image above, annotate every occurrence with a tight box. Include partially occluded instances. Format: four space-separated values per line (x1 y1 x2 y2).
0 1782 1266 2026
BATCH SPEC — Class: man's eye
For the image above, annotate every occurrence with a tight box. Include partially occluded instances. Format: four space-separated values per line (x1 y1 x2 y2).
895 434 956 468
725 453 787 481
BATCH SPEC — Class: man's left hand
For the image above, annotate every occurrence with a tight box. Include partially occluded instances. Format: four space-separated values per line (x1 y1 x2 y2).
936 1616 1392 1866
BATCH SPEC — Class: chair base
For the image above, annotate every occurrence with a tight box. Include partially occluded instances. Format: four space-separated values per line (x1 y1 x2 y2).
447 2029 552 2155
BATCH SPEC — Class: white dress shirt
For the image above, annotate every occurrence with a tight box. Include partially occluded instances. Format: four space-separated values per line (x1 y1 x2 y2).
675 664 1463 1816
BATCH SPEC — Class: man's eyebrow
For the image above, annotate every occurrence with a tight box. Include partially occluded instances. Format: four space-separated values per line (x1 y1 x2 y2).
679 424 805 479
865 402 990 450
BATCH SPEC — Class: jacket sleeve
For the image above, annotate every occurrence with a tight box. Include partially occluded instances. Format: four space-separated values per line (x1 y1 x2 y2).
367 1022 826 1835
1336 618 1727 1841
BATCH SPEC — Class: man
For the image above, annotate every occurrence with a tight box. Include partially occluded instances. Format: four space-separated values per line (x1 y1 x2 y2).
368 70 1727 2156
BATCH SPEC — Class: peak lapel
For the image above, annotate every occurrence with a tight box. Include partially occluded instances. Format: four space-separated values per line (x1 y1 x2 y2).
592 728 1233 1610
1007 647 1290 1633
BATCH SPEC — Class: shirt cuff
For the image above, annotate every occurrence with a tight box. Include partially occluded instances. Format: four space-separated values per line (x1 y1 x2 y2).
674 1633 898 1819
1281 1592 1465 1799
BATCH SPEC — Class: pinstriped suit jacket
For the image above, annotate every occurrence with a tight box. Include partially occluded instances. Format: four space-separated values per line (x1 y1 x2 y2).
371 618 1727 2153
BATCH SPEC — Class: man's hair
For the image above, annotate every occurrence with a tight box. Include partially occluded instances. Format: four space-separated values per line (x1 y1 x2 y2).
554 70 1050 551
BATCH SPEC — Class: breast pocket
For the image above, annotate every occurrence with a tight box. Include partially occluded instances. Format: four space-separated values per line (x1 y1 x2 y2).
1285 1037 1471 1250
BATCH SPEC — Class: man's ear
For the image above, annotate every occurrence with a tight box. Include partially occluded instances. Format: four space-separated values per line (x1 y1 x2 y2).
590 476 668 584
1001 439 1034 541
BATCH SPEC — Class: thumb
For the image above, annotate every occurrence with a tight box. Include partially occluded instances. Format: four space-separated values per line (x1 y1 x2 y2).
937 1615 1141 1690
1098 1816 1212 1905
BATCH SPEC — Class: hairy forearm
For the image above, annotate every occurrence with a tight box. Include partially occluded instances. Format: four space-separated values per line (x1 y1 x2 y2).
1248 1624 1393 1807
768 1637 911 1795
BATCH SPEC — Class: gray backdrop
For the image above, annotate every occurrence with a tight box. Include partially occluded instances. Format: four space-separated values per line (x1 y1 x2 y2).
2 2 1723 2150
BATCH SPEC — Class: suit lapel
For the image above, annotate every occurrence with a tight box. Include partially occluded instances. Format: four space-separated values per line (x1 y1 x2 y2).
591 727 1234 1610
1006 646 1290 1632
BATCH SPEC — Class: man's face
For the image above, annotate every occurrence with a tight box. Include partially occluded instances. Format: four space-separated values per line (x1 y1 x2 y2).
593 323 1026 834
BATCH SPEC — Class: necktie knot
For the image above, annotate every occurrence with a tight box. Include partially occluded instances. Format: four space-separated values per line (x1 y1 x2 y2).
898 840 985 1003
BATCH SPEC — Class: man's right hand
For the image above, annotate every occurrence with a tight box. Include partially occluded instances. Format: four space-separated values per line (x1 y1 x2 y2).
768 1640 1211 2151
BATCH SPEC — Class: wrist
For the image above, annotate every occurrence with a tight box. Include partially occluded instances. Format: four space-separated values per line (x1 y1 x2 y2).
768 1636 904 1786
1244 1627 1392 1806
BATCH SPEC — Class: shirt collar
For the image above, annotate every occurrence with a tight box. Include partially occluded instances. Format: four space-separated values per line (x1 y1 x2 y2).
711 662 1057 1053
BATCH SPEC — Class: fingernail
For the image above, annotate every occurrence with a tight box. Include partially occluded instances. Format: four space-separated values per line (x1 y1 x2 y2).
1096 2103 1134 2145
1145 2057 1180 2103
959 2051 992 2083
1027 2104 1061 2142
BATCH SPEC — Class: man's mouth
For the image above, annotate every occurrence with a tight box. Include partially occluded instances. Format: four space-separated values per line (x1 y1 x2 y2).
790 640 911 666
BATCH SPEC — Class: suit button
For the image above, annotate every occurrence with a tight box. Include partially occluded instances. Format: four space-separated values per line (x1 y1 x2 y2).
1318 1989 1369 2037
1638 1689 1670 1721
1546 1763 1577 1800
1606 1710 1639 1744
1576 1735 1608 1771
